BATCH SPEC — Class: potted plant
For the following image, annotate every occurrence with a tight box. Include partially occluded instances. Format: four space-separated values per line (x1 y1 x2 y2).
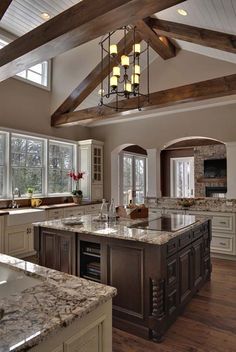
68 171 85 204
27 187 34 198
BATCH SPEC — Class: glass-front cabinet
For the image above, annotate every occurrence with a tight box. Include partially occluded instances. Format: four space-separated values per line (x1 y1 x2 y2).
92 145 103 183
78 140 104 201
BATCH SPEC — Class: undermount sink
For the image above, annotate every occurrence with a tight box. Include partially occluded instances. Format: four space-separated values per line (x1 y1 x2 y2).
7 208 46 226
0 265 41 299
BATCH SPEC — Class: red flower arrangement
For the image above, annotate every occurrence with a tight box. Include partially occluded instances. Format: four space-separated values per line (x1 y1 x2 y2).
68 171 85 196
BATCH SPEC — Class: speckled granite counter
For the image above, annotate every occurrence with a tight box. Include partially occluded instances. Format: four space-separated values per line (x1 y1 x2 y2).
145 197 236 213
0 254 116 352
34 214 210 246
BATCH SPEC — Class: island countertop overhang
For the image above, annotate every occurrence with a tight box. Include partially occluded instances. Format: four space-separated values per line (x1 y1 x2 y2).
0 253 116 352
33 214 211 246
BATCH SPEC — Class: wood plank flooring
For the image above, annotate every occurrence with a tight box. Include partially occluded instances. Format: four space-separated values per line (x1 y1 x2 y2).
112 258 236 352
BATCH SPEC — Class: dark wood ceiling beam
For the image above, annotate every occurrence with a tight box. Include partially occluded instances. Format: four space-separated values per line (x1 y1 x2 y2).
52 31 141 118
147 18 236 54
0 0 186 82
0 0 13 20
51 73 236 127
135 19 176 59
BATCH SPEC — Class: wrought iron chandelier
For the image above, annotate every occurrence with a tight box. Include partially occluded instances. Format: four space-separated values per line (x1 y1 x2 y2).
99 26 150 112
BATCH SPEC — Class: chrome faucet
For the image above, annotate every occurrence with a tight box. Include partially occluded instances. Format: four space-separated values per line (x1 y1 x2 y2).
11 187 21 208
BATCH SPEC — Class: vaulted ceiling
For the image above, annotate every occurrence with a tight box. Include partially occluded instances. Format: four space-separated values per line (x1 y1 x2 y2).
1 0 236 63
0 0 236 127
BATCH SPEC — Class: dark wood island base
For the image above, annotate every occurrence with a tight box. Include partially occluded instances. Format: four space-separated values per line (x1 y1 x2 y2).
34 217 211 342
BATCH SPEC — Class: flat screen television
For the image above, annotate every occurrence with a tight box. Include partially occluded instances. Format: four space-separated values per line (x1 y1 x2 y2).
204 159 227 178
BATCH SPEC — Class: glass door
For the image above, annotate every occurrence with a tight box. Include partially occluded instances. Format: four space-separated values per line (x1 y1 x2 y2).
170 157 194 198
120 152 146 205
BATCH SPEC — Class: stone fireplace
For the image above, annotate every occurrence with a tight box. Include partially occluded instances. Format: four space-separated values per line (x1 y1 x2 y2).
194 144 227 197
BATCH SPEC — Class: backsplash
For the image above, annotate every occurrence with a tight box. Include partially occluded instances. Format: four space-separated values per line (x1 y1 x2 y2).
145 197 236 212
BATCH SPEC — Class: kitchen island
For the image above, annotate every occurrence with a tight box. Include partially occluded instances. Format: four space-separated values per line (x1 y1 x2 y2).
34 214 212 342
0 253 116 352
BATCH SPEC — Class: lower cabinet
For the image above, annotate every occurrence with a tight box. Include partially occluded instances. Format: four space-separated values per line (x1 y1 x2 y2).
30 301 112 352
40 230 76 275
5 223 35 258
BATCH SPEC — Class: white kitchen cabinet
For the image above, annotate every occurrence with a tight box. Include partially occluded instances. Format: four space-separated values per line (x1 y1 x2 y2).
86 204 101 215
30 300 112 352
47 208 64 220
185 210 236 257
148 208 162 219
5 223 34 258
78 139 104 202
64 207 85 218
0 216 5 253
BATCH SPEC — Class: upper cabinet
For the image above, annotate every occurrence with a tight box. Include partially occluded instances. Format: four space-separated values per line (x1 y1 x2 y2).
78 140 104 201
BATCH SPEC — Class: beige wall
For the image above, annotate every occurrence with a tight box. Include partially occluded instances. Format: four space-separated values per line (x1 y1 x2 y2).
0 77 90 140
90 102 236 199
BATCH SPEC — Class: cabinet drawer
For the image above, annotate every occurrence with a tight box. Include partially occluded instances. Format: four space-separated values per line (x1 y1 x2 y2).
64 207 85 218
148 209 162 219
212 215 234 233
86 204 101 214
211 235 234 254
48 209 64 220
179 230 192 249
165 209 185 215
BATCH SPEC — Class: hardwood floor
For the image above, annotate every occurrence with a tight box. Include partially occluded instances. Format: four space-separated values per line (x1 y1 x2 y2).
113 258 236 352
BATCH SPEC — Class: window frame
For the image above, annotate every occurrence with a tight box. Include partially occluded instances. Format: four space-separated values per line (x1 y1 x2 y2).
47 139 77 196
0 128 77 199
0 35 51 91
10 133 46 197
119 151 147 205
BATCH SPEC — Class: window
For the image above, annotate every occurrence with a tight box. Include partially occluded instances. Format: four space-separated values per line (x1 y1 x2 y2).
120 152 146 205
11 135 44 195
48 141 74 194
16 61 49 87
170 157 194 198
0 37 50 89
0 133 6 197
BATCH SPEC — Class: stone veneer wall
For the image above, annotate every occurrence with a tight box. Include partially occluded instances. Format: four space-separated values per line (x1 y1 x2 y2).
194 144 226 197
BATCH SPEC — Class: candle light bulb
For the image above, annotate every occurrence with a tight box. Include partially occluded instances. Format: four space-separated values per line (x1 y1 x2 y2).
121 55 129 68
131 74 139 87
109 44 118 56
113 66 121 77
124 82 132 93
133 64 141 75
110 76 118 89
133 43 141 56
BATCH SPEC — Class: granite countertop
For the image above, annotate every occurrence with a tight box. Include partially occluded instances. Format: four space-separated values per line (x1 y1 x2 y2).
149 205 236 213
34 214 210 246
0 254 116 352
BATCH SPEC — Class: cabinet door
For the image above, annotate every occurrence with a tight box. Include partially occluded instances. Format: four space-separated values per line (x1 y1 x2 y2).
5 225 28 257
41 231 57 270
179 246 192 305
57 234 75 275
192 238 204 290
64 323 102 352
92 145 103 184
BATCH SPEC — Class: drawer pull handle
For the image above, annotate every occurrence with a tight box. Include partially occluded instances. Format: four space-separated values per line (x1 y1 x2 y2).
219 221 227 225
219 242 226 246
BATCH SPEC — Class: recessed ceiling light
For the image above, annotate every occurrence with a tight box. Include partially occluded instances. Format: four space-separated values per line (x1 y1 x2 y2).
41 12 51 20
177 9 188 16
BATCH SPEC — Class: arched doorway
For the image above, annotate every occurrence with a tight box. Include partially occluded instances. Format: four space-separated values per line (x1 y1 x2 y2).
161 136 226 198
111 144 147 205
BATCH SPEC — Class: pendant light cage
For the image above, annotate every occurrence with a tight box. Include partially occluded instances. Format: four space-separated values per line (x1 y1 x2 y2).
99 26 150 112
